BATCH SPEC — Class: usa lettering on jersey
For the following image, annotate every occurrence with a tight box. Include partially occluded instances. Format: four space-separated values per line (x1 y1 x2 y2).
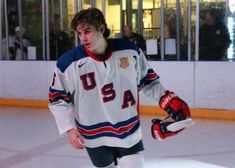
80 72 136 108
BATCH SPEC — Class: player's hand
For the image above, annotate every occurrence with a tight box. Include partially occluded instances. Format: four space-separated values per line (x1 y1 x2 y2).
159 91 190 121
67 128 85 149
151 118 182 141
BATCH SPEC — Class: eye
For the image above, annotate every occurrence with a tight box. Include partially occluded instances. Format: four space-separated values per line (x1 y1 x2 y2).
77 32 81 37
84 30 91 35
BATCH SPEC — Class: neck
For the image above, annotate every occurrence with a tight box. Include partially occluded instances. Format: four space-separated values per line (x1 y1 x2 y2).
85 40 111 61
93 37 107 55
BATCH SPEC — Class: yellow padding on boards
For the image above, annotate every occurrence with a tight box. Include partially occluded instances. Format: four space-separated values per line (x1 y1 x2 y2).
0 98 48 109
1 98 235 120
140 105 235 121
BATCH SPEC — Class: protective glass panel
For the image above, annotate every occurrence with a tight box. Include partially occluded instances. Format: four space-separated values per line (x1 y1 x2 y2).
106 0 121 38
49 0 74 60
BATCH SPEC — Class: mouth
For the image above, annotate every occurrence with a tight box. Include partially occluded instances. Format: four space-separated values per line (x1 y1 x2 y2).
84 43 91 48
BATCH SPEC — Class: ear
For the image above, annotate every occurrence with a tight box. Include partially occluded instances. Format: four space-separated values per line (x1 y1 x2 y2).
99 24 105 34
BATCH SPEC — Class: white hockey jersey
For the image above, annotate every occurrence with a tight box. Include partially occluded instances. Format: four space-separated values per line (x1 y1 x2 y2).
49 39 166 148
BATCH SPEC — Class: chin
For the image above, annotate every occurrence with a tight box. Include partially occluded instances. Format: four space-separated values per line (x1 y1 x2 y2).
85 45 92 50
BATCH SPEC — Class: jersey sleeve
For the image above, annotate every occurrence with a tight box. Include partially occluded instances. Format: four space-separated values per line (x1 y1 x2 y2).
48 65 76 135
137 49 166 104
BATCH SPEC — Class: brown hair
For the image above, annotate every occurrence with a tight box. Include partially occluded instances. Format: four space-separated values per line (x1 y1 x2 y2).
71 8 110 38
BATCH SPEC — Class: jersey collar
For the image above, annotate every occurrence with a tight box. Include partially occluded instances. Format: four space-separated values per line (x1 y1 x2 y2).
84 43 112 62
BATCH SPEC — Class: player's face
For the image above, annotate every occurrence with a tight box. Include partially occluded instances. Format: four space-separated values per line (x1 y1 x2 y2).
76 22 104 52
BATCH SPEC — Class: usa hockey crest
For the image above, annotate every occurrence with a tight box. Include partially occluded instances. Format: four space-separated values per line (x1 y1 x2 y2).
119 57 129 69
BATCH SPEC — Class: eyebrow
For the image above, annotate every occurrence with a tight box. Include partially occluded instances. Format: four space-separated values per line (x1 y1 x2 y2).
78 26 92 32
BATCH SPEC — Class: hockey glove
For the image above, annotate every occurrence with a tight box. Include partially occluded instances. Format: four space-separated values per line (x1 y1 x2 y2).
151 118 182 141
159 91 190 121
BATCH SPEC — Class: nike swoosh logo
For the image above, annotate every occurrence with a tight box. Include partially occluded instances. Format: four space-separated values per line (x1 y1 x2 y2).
78 62 86 68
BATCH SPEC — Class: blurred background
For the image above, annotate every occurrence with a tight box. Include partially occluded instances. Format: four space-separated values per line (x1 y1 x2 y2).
1 0 235 61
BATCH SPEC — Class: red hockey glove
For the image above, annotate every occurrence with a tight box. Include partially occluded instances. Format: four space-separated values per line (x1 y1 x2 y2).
159 91 190 121
151 118 183 141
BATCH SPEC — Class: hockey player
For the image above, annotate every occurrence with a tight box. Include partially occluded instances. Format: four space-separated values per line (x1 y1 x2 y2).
48 8 191 168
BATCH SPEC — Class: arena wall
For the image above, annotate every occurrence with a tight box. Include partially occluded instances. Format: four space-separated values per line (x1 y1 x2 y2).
0 61 235 119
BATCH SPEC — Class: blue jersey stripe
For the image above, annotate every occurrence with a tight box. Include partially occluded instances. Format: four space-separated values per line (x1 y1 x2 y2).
138 68 159 89
49 87 72 103
76 115 138 130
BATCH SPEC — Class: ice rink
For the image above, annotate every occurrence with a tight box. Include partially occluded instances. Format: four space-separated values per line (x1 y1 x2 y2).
0 107 235 168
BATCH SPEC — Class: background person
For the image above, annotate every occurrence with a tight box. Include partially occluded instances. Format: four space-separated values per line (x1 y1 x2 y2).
50 15 71 60
199 9 231 61
10 26 31 60
123 25 146 53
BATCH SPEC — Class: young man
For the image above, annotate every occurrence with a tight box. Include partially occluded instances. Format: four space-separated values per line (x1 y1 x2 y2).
49 8 190 168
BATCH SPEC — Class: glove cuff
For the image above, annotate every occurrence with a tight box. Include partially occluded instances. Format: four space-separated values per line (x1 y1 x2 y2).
159 91 178 109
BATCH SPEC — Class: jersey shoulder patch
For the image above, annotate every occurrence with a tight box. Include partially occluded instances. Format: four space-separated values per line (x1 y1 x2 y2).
56 45 88 73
